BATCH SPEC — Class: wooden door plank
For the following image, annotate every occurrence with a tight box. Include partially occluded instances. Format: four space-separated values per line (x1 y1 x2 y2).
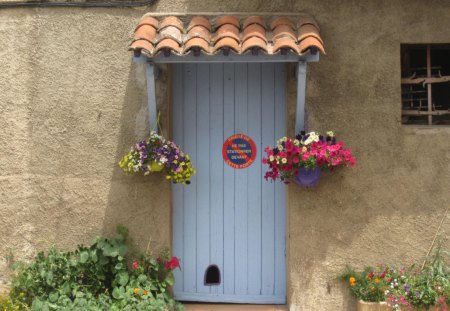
261 63 276 296
223 63 236 295
172 64 184 293
274 64 286 297
196 63 211 294
209 63 225 295
234 63 249 295
183 63 198 293
247 63 263 295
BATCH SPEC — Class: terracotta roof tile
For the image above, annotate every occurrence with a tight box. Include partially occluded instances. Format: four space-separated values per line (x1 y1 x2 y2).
243 23 267 43
187 25 212 42
214 23 240 42
242 36 269 54
270 17 295 30
130 14 325 57
243 16 265 29
272 24 297 42
155 38 182 55
184 37 211 55
213 37 240 54
188 16 211 32
214 15 240 30
133 24 157 44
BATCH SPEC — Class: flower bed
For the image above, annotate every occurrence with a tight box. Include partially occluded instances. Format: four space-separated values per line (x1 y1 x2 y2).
1 226 183 311
340 243 449 311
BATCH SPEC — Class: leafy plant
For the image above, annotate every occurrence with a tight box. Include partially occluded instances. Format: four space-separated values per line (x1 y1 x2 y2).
6 226 183 311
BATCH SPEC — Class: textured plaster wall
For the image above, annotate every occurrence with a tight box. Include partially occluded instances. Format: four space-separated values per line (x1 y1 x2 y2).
0 0 449 310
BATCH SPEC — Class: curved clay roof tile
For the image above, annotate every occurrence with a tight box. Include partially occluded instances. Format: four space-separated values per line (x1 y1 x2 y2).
159 26 183 44
270 17 295 31
184 37 211 54
243 16 266 29
299 36 326 54
213 23 240 43
298 24 323 44
133 25 157 44
297 15 319 30
155 38 182 55
242 23 267 43
272 24 297 42
242 36 268 54
213 37 240 54
187 16 211 32
214 15 240 30
129 40 155 56
135 16 159 30
187 25 212 42
159 16 184 32
273 37 301 54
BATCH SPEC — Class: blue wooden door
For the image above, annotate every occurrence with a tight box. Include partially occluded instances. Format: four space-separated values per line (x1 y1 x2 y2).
172 63 286 304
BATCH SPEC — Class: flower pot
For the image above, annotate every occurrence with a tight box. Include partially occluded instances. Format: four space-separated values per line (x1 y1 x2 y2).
357 301 390 311
150 161 164 172
293 167 321 187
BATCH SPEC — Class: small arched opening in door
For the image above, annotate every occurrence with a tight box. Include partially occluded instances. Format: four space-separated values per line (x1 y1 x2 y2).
204 264 221 286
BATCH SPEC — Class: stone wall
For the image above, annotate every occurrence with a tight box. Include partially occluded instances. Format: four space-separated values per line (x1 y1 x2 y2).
0 0 449 310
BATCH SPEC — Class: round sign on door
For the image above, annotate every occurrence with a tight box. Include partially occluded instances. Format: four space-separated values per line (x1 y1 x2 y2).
222 134 257 169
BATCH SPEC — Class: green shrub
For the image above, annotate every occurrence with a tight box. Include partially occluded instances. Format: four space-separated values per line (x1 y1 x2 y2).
6 226 183 311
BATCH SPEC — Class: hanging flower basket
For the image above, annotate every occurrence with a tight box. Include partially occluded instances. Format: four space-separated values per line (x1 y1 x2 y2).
262 131 355 187
293 166 321 187
119 131 196 185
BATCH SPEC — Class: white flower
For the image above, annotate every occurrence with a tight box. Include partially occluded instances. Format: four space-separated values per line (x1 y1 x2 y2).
326 131 334 137
281 158 287 164
294 139 300 146
302 147 307 152
278 145 283 151
160 156 168 163
269 155 275 161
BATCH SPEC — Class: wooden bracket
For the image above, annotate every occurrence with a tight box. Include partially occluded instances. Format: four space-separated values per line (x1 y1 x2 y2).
295 61 308 134
146 62 158 133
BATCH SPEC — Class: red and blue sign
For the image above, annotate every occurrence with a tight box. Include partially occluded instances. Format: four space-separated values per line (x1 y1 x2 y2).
222 134 257 169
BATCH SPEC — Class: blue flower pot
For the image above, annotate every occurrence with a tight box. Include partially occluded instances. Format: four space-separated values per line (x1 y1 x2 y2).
293 167 321 187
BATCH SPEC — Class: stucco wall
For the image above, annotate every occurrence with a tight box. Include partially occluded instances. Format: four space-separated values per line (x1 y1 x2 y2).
0 0 449 310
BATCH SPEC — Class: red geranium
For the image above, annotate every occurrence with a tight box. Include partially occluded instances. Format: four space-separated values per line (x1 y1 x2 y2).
165 256 180 270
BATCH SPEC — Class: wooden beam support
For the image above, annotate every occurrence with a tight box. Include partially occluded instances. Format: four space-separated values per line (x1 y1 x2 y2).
401 75 450 85
401 110 450 116
146 62 158 133
295 61 308 134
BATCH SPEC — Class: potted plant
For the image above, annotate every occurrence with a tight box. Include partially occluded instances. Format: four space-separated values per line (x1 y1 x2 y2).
119 131 196 185
340 242 449 311
262 131 355 186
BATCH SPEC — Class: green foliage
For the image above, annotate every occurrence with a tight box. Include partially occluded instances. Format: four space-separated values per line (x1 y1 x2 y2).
6 226 183 311
339 264 400 302
405 241 450 309
340 239 449 310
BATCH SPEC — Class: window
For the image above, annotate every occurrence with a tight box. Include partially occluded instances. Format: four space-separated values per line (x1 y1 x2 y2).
401 44 450 125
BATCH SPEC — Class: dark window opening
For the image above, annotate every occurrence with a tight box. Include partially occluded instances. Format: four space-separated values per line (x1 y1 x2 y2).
204 265 221 286
401 44 450 125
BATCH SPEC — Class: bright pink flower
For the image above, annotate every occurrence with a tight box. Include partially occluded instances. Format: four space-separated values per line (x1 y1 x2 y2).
131 261 139 269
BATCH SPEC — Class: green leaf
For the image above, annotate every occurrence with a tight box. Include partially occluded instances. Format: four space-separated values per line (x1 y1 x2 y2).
116 271 129 286
49 292 59 303
112 287 124 299
80 251 89 263
118 245 127 257
137 274 148 283
91 250 98 263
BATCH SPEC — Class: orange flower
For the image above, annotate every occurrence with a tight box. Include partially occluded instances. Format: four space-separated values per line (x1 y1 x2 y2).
349 277 356 287
370 287 375 292
143 290 148 295
133 288 140 294
375 278 380 283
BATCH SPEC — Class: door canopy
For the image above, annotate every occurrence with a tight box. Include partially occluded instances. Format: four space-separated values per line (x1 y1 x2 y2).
130 14 325 60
